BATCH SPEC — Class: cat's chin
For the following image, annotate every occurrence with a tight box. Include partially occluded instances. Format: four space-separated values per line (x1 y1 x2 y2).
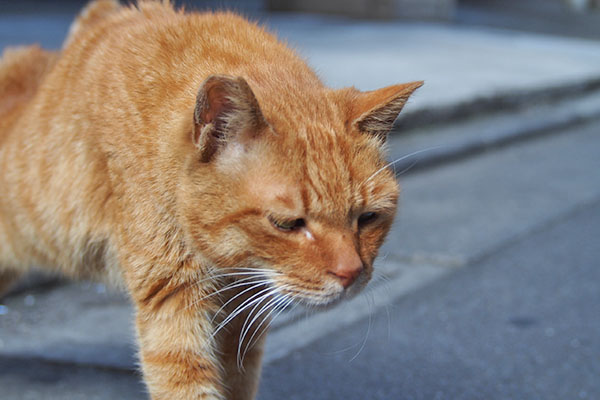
293 290 357 311
287 279 368 311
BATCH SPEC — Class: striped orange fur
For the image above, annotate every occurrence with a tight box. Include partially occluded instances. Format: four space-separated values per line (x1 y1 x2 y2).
0 1 422 398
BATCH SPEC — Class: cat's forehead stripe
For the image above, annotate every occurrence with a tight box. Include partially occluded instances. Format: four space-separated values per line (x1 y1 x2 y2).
274 194 295 209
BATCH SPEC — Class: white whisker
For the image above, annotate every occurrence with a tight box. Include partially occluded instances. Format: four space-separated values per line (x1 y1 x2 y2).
229 267 280 274
237 293 291 369
237 294 278 363
210 282 273 324
362 146 444 186
240 295 295 367
384 298 392 343
211 285 281 339
184 277 274 311
349 293 373 363
238 293 283 354
395 157 419 176
190 269 278 292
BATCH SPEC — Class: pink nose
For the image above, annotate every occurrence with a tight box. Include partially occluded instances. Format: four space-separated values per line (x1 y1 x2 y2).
328 253 364 288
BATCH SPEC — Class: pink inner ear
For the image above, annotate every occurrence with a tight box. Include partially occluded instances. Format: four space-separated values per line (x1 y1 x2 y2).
192 75 267 161
201 85 231 126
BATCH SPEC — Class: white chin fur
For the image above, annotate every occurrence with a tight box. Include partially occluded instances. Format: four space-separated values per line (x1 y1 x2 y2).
275 273 370 309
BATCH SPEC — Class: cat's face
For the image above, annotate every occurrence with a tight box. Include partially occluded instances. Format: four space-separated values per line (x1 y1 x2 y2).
234 135 398 306
180 75 421 307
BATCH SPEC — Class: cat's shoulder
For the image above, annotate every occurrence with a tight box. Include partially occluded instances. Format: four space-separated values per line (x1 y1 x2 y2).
63 0 123 48
0 45 58 133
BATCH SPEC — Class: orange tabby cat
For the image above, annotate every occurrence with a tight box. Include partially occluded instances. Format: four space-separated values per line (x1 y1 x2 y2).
0 1 422 399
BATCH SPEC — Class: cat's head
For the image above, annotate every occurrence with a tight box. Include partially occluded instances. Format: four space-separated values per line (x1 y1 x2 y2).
179 74 422 307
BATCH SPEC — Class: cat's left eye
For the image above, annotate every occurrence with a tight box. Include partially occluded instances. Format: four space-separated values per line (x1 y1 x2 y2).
358 212 378 227
269 216 306 232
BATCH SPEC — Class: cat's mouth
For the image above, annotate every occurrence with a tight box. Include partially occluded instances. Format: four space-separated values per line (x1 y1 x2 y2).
278 285 343 307
209 266 370 327
273 271 370 309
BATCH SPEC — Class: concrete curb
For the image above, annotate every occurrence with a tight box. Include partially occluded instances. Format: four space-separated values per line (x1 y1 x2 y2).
389 81 600 174
396 75 600 131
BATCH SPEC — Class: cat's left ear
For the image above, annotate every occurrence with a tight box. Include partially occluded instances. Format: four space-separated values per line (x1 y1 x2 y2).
193 74 267 162
349 81 423 141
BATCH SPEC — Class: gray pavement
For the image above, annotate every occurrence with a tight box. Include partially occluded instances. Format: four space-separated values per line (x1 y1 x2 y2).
0 358 145 400
2 2 600 399
457 0 600 41
387 117 600 264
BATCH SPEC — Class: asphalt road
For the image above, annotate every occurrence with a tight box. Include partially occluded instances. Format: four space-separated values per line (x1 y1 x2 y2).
259 187 600 400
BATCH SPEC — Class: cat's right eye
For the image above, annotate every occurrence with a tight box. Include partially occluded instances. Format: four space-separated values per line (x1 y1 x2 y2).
358 212 378 227
269 216 306 232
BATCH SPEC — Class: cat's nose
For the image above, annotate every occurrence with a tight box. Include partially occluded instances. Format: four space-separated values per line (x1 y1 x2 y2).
328 251 364 288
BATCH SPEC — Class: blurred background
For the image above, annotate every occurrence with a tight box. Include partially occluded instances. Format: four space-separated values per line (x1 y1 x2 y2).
1 1 599 399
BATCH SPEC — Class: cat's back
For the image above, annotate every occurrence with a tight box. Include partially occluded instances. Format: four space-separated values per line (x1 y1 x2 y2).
24 2 314 140
23 1 322 160
61 2 303 84
0 46 58 142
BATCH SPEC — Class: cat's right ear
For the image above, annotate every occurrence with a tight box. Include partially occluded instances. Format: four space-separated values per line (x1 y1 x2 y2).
192 75 267 162
349 81 423 142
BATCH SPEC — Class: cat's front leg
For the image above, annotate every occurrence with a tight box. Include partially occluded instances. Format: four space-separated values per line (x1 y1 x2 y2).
218 310 268 400
131 274 226 400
